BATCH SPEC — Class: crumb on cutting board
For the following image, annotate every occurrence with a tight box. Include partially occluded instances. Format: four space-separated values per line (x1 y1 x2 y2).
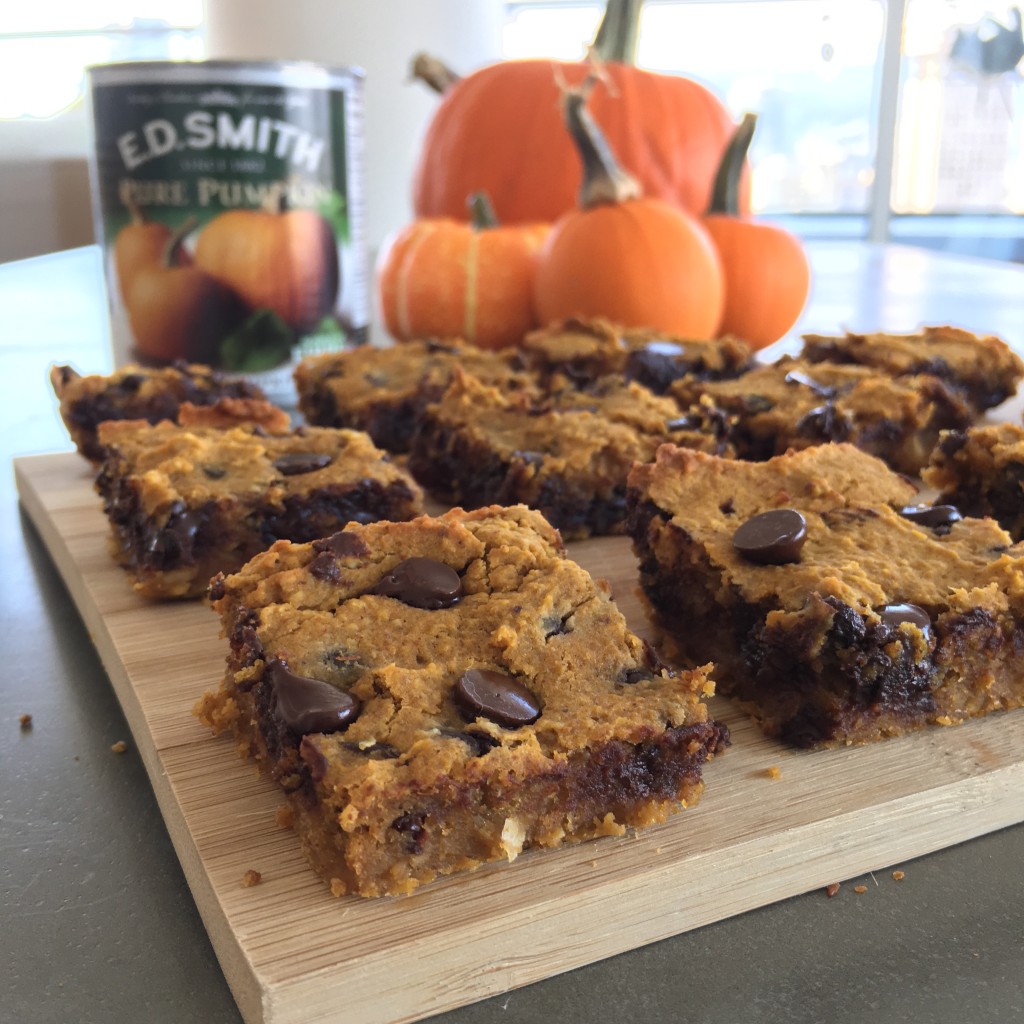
242 869 262 887
110 740 128 754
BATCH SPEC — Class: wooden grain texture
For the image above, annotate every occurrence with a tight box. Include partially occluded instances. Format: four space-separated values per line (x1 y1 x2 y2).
15 451 1024 1024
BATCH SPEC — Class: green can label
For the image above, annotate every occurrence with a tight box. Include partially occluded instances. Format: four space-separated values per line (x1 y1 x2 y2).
89 62 367 403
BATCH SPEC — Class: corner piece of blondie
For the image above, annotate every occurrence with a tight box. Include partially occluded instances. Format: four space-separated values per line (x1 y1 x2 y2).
627 442 1024 748
195 504 728 897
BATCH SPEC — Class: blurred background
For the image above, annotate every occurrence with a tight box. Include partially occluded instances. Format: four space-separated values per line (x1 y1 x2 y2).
1 0 1021 265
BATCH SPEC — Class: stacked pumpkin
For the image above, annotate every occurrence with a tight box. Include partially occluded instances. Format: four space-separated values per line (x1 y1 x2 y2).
377 1 809 353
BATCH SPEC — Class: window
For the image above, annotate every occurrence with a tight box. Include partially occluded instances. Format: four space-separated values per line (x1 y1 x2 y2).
0 2 204 120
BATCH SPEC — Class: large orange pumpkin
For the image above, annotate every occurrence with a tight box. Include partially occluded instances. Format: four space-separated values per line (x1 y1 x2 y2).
411 0 743 225
194 191 339 334
703 113 810 349
377 194 548 350
533 77 724 338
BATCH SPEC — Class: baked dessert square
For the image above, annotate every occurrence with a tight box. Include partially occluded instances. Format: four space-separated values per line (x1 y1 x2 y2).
407 370 732 539
800 325 1024 412
515 317 752 393
627 442 1024 748
194 504 728 897
50 361 266 462
924 423 1024 541
671 356 972 475
95 411 424 599
294 338 535 453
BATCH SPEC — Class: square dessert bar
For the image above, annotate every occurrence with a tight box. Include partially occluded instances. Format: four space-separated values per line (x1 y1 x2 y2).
50 361 266 462
671 356 972 475
627 442 1024 748
195 504 728 897
924 424 1024 542
407 370 732 539
515 316 753 392
294 338 535 453
95 414 423 599
800 325 1024 412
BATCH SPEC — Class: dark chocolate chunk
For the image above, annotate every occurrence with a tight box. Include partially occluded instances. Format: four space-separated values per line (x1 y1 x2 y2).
309 550 341 583
273 452 333 476
733 508 808 565
342 740 401 760
371 557 463 609
666 414 700 432
391 811 427 852
312 531 369 558
267 658 360 735
201 464 227 479
620 667 654 685
740 394 775 414
796 403 851 442
454 669 541 727
899 504 962 530
880 602 931 634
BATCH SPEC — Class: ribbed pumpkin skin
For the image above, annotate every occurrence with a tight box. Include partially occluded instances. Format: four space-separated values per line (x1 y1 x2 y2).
532 198 724 338
703 215 810 349
413 61 740 225
377 218 548 350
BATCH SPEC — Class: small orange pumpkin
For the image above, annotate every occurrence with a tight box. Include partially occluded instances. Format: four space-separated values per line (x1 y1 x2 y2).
377 194 548 350
127 218 245 364
194 190 339 334
114 197 183 302
532 77 724 338
703 113 810 349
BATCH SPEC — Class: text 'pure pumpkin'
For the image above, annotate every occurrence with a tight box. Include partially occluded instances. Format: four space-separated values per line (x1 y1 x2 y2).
377 194 548 350
532 74 724 339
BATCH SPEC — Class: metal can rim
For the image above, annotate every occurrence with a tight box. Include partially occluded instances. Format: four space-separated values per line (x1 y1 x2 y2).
87 58 365 87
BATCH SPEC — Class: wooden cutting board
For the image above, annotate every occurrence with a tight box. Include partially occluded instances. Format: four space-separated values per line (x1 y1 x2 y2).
15 451 1024 1024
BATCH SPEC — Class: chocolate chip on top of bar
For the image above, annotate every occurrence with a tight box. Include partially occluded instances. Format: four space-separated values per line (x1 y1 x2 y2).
197 503 728 897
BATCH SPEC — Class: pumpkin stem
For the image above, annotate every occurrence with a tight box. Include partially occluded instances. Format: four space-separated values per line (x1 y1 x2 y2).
410 52 461 94
162 216 197 269
468 192 500 230
590 0 643 65
708 112 757 216
260 183 289 215
121 191 146 224
561 73 641 208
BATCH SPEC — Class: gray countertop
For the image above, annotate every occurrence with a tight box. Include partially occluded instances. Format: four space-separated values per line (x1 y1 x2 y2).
3 244 1023 1024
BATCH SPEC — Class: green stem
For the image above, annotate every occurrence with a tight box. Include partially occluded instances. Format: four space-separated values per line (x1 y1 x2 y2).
468 192 499 230
590 0 643 64
708 112 757 216
563 76 641 208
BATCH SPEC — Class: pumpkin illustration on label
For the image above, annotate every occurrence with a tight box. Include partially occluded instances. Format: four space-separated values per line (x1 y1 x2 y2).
114 196 182 303
194 190 340 335
126 217 246 364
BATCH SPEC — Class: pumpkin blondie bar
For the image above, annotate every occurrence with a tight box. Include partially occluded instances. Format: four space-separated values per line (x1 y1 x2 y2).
95 411 423 599
627 442 1024 748
50 360 266 462
194 504 728 897
800 325 1024 413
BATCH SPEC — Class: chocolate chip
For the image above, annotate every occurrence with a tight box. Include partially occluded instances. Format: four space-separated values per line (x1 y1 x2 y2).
621 667 654 685
938 430 969 457
309 551 341 583
733 508 808 565
391 811 427 852
740 394 775 414
273 452 333 476
342 740 400 760
371 557 463 609
644 340 685 357
899 504 962 530
312 531 368 558
202 464 227 479
267 658 360 735
796 403 851 441
512 450 545 467
437 726 499 757
880 602 931 635
666 414 700 432
454 669 541 727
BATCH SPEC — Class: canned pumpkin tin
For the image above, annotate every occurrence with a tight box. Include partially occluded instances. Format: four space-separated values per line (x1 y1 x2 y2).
87 60 368 405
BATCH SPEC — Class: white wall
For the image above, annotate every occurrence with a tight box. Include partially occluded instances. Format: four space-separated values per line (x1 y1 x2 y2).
0 1 503 265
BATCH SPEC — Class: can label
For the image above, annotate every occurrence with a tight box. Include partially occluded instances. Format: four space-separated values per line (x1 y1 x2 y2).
89 63 367 404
